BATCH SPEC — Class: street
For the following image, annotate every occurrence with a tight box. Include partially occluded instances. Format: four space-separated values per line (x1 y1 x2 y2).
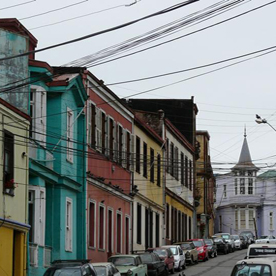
177 249 247 276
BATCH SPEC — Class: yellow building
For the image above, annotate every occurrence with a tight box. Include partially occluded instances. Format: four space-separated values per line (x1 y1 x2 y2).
196 131 216 238
0 99 30 276
132 114 165 250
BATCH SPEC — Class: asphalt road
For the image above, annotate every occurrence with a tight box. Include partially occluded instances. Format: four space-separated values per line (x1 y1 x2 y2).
174 249 248 276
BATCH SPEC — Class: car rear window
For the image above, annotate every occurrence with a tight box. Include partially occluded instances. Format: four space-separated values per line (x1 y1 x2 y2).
193 241 203 247
231 264 271 276
169 247 178 255
44 267 82 276
109 257 135 266
153 249 167 257
140 254 153 263
181 244 191 249
94 266 107 276
249 247 276 257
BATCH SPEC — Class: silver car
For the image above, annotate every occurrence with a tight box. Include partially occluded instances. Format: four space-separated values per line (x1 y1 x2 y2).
231 235 242 250
92 263 121 276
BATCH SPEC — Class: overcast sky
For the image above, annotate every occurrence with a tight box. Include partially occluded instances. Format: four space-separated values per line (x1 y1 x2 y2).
2 0 276 175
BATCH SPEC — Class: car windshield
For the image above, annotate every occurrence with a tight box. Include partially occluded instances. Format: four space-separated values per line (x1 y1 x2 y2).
260 236 268 239
153 249 167 257
168 247 178 255
193 241 203 247
109 257 135 266
94 267 107 276
181 244 191 249
231 264 271 276
232 235 240 240
140 254 152 263
44 268 82 276
221 234 230 239
205 240 213 245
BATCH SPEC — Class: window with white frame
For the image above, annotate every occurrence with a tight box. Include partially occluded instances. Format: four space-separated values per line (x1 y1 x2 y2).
28 186 46 246
270 212 273 230
89 200 96 248
116 212 122 253
30 85 47 145
235 210 238 229
65 198 73 251
240 178 245 194
235 178 238 195
240 209 246 228
223 184 227 198
87 101 96 148
249 209 254 229
67 108 74 163
99 204 105 250
235 208 256 230
248 178 253 194
96 107 102 152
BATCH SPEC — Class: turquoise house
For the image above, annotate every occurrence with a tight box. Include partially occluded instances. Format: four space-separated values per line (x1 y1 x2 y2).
28 62 87 275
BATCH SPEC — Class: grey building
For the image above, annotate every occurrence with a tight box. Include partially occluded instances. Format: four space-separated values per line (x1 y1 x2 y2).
215 131 260 235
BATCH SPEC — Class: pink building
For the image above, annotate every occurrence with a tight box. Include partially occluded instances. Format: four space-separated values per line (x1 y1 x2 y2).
83 71 134 261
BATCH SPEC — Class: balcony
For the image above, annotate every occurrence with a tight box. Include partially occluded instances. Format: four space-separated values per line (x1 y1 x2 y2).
29 243 38 267
224 194 261 207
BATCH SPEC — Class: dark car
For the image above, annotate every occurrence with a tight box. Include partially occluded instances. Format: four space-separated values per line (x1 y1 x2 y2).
43 259 97 276
213 237 228 255
240 231 255 244
239 235 249 249
147 248 175 274
204 239 217 258
138 252 167 276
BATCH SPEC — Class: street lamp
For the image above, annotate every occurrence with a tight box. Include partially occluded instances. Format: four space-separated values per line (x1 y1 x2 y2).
255 114 276 132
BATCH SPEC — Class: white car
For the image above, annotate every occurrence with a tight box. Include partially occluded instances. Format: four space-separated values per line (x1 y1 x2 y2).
92 262 121 276
162 245 186 271
231 257 276 276
231 235 242 250
255 235 276 244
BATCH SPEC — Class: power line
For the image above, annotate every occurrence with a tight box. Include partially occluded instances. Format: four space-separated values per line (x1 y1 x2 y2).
0 0 36 11
0 0 198 62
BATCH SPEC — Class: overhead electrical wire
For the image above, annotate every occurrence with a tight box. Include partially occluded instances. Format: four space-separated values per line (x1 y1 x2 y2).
0 0 199 62
0 0 36 11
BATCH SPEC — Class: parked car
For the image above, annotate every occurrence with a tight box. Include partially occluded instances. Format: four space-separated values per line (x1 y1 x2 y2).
161 245 186 271
147 248 174 274
43 260 97 276
213 233 235 253
204 239 218 258
137 252 167 276
255 235 276 244
108 255 147 276
213 237 228 255
231 257 276 276
240 235 250 249
240 230 255 244
173 241 198 265
245 244 276 259
92 263 121 276
187 239 209 261
231 235 242 250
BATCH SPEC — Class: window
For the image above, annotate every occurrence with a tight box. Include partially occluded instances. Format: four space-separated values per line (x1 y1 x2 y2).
116 213 122 253
189 160 192 190
240 179 245 194
181 213 185 241
166 139 169 173
240 209 246 228
166 204 170 238
170 143 174 176
107 209 113 254
143 142 147 178
234 179 238 195
248 171 253 176
156 213 160 247
101 112 107 155
223 185 227 198
249 209 254 229
137 203 142 244
188 216 192 239
88 101 96 147
96 108 102 152
30 88 35 138
125 216 130 254
67 108 74 163
99 205 105 250
150 148 154 183
89 201 96 247
157 154 161 187
3 131 14 195
136 136 141 174
118 125 123 165
126 131 131 170
181 153 184 185
235 210 238 229
219 216 222 232
270 212 273 230
185 156 188 188
248 178 253 194
174 147 179 180
28 187 46 246
109 118 115 160
65 198 73 251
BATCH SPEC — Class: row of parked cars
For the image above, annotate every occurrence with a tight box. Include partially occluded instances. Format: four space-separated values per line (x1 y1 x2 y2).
43 232 254 276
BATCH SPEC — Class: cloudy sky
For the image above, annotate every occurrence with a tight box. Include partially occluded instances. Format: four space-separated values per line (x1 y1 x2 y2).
2 0 276 175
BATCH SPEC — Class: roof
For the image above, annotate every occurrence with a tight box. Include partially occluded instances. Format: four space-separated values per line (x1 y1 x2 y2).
258 170 276 179
232 133 258 170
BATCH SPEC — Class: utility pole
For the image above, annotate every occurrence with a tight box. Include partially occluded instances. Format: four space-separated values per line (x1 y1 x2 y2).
253 217 258 239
